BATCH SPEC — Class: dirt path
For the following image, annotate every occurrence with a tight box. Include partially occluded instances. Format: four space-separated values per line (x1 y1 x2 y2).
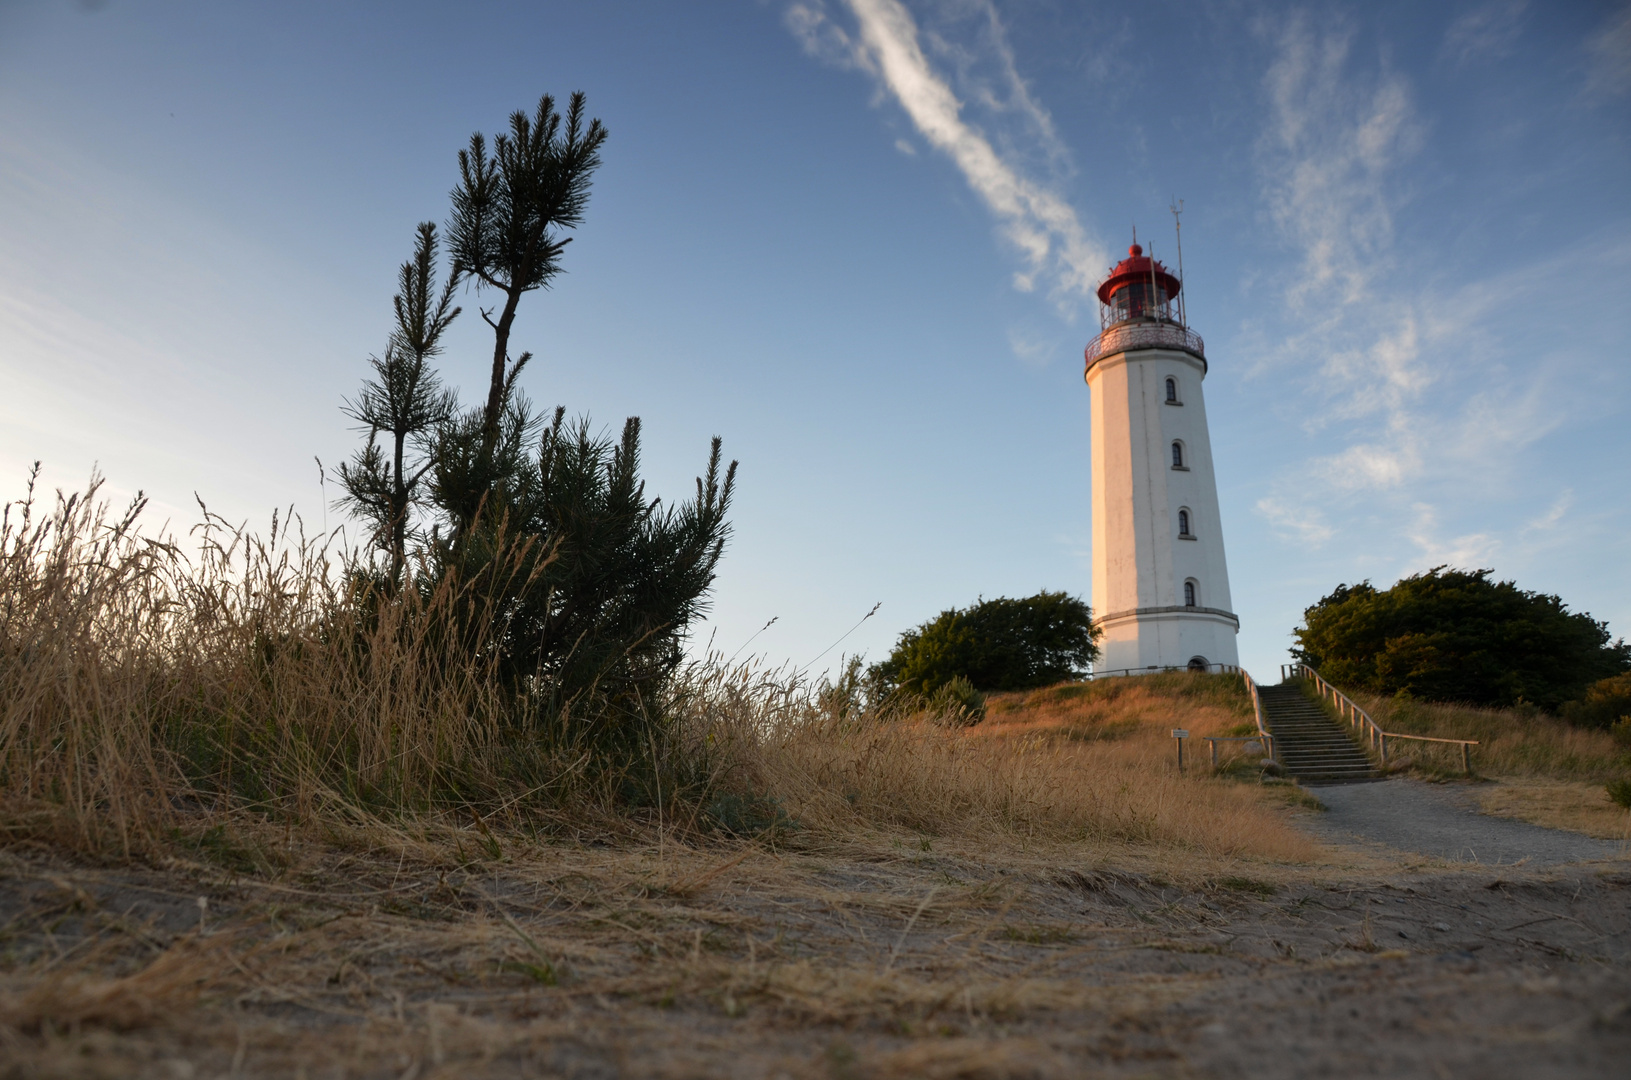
1304 778 1630 866
2 838 1630 1078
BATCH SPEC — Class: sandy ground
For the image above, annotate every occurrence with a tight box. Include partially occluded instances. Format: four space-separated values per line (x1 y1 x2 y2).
1 812 1629 1080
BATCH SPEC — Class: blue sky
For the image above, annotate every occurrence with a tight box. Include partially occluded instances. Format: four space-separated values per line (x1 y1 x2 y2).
2 0 1628 682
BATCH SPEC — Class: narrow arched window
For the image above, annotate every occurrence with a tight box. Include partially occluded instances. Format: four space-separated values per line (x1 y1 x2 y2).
1165 377 1177 403
1184 580 1197 607
1171 441 1184 468
1178 509 1191 536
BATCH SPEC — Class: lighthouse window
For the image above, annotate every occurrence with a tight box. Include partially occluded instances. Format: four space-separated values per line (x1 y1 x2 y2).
1184 580 1198 607
1171 441 1185 469
1109 280 1169 322
1178 509 1192 537
1165 378 1178 403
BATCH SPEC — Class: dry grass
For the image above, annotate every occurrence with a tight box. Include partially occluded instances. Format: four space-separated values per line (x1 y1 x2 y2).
1 476 1319 872
0 472 546 860
2 479 1626 1078
0 935 230 1034
0 826 1625 1078
1475 778 1631 840
1340 689 1631 783
662 667 1318 864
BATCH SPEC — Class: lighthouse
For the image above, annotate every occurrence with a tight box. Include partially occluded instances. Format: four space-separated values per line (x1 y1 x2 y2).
1084 240 1239 674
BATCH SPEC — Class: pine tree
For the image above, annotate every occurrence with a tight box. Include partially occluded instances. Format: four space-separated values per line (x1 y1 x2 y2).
336 223 460 581
446 92 608 445
336 93 738 755
428 93 735 742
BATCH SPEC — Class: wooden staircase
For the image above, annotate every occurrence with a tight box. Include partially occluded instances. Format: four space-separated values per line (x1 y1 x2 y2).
1259 684 1379 783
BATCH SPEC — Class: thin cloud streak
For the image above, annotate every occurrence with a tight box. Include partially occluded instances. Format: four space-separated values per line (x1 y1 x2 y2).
1441 1 1528 67
1584 3 1631 99
786 0 1106 307
1245 11 1581 572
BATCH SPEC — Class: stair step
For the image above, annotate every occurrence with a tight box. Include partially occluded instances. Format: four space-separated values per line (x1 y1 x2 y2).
1260 684 1379 781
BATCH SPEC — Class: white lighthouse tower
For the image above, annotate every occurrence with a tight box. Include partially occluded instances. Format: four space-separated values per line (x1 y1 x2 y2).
1084 239 1238 674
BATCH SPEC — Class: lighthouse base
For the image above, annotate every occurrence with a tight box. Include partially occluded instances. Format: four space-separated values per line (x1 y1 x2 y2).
1093 606 1240 675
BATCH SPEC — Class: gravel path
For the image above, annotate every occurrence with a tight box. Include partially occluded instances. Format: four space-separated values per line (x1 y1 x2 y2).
1303 778 1629 866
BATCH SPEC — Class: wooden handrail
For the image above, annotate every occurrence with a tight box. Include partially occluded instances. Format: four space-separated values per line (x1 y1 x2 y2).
1281 663 1477 774
1238 667 1276 763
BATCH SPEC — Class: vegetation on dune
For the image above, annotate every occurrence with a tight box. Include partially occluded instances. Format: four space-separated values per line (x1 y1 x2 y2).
0 469 1315 864
1293 566 1629 712
986 672 1255 729
29 89 1625 874
336 92 736 752
869 591 1100 702
1561 673 1631 734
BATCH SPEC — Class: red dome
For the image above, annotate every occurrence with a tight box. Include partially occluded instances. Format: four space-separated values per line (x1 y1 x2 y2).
1096 242 1181 305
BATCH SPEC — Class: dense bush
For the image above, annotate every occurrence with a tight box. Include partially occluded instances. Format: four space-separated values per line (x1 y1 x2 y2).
1562 673 1631 731
428 409 734 736
870 591 1099 697
1293 567 1629 711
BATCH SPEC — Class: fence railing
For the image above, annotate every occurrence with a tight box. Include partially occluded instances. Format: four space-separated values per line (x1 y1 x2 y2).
1239 667 1275 764
1087 662 1239 679
1281 663 1477 774
1083 320 1206 370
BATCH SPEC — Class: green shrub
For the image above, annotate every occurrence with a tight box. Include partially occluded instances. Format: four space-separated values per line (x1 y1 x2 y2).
704 792 799 839
870 591 1099 696
1562 673 1631 731
1293 567 1628 710
929 675 986 725
1607 779 1631 810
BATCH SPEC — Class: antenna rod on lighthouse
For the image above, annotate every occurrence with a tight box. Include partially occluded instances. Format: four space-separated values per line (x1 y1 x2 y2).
1148 238 1160 322
1170 197 1186 327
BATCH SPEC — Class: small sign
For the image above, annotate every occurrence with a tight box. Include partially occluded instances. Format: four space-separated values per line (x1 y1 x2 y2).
1171 729 1189 738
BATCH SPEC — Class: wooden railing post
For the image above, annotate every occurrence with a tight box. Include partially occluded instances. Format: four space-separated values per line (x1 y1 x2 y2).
1298 662 1478 775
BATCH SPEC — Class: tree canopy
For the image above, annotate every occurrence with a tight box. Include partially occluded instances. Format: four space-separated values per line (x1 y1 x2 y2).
1292 567 1629 711
870 591 1099 697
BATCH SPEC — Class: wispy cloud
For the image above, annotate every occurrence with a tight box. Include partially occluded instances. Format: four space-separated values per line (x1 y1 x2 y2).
1255 496 1334 546
786 0 1106 307
1260 12 1420 313
1308 442 1417 493
1252 11 1432 508
1441 1 1528 67
1006 324 1057 368
1246 11 1593 584
1406 503 1499 570
1584 3 1631 99
1522 489 1573 536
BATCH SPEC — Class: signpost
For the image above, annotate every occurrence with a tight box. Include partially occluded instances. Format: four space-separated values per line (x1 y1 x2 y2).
1171 729 1189 774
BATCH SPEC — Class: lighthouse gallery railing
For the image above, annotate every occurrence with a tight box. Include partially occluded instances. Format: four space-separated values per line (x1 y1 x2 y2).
1084 321 1205 369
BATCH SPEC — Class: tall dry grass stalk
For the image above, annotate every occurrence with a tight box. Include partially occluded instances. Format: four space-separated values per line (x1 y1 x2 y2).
2 477 1314 866
0 474 545 856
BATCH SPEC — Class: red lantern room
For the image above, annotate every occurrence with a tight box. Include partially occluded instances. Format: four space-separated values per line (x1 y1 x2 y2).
1097 242 1181 327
